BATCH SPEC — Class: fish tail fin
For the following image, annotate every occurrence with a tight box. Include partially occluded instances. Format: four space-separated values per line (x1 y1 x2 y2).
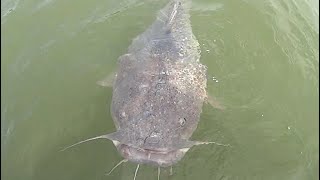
156 0 191 27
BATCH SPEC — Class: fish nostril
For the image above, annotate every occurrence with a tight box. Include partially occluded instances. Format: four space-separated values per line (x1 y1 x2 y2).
179 118 186 126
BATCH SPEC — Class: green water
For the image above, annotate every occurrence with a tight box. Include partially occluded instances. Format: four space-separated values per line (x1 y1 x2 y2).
1 0 319 179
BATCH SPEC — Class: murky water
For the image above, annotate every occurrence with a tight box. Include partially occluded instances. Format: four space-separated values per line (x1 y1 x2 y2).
1 0 319 179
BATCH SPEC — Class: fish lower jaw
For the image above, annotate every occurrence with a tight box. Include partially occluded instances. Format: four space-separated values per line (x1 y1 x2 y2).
115 143 187 167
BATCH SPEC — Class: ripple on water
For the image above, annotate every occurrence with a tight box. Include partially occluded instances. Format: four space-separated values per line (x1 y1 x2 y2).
1 0 20 23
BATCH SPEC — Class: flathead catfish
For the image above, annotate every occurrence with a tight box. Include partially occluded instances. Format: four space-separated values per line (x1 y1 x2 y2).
62 0 227 177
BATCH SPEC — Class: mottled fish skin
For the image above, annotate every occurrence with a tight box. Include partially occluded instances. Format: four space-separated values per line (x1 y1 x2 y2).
127 0 200 63
110 0 208 162
59 0 215 169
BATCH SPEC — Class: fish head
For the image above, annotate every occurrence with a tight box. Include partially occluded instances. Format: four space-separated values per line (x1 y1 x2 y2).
61 131 224 168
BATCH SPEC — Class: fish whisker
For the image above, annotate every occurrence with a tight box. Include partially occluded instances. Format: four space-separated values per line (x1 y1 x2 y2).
157 167 161 180
195 141 231 147
133 164 140 180
105 159 128 176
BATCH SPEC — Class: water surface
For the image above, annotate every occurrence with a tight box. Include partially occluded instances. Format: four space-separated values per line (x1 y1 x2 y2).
1 0 319 179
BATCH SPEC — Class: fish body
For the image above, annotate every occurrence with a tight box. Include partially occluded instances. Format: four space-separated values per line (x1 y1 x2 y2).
108 0 208 167
62 0 224 170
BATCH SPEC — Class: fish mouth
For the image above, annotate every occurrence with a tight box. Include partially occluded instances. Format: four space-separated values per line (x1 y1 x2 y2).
113 142 189 167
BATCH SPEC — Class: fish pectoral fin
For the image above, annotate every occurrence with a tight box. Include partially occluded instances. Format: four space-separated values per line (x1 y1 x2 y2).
96 72 117 87
205 93 226 110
